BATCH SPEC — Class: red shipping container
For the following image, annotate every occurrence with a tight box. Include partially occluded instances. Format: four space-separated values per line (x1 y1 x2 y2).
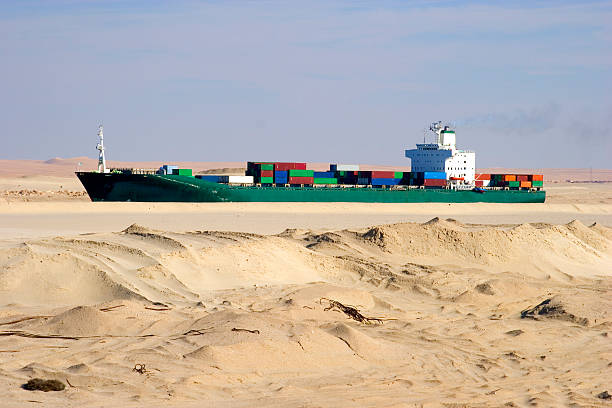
289 176 314 184
516 175 529 182
475 180 484 187
274 162 307 171
475 173 491 180
260 170 273 177
531 174 544 181
371 171 395 178
424 179 446 186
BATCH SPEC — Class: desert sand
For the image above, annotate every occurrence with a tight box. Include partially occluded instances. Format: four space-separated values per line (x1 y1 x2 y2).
1 163 611 407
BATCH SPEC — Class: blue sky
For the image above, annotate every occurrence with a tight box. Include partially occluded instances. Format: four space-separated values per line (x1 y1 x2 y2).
1 0 610 167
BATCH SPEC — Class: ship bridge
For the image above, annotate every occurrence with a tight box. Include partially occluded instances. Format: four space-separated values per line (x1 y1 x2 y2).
405 122 476 183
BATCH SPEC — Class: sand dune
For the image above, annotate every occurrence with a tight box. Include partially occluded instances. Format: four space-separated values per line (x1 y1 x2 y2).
1 219 610 407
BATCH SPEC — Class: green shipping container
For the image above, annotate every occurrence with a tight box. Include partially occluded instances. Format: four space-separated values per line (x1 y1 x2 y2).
532 180 543 187
508 181 520 188
288 169 314 177
172 169 193 176
313 178 338 184
259 177 273 183
260 164 274 171
394 172 403 179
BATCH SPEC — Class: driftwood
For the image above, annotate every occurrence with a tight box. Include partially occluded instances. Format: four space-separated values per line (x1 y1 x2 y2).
231 328 260 334
182 328 213 336
99 305 125 312
320 298 383 325
144 306 171 311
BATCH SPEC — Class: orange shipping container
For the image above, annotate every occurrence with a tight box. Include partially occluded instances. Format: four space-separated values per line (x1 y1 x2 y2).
520 181 531 188
503 175 516 182
531 174 544 181
475 173 491 180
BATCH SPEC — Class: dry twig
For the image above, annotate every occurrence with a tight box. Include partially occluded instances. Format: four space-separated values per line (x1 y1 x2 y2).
231 328 260 334
99 305 125 312
319 298 383 325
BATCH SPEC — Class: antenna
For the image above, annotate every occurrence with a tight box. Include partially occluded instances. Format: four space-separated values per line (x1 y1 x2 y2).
96 124 107 173
429 121 443 144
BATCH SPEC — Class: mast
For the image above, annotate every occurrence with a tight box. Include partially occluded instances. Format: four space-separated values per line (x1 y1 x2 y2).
429 121 443 144
96 125 107 173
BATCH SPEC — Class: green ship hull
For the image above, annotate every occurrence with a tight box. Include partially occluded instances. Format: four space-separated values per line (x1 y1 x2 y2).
76 172 546 203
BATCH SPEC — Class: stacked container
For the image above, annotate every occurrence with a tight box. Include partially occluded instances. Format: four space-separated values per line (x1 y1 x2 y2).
530 174 544 188
274 170 288 184
288 169 314 185
313 171 337 185
423 171 447 187
474 173 491 187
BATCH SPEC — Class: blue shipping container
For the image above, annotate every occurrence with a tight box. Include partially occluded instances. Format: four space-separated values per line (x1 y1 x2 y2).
423 172 446 180
195 175 222 183
313 171 335 178
371 178 401 186
275 170 288 183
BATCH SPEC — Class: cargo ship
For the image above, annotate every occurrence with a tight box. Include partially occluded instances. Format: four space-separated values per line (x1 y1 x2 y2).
76 123 545 203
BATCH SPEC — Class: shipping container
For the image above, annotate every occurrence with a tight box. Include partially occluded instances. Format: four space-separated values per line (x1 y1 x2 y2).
503 175 516 182
260 170 274 177
357 178 371 185
274 170 288 178
508 181 520 188
532 180 543 187
424 179 447 187
313 178 338 184
313 171 335 178
394 172 403 179
423 171 446 180
172 169 193 176
531 174 544 181
288 169 314 177
372 178 401 186
259 177 274 184
274 170 288 184
475 180 484 187
475 173 491 180
274 162 307 171
330 164 359 171
196 175 221 182
289 176 314 184
219 176 254 184
520 181 532 188
517 175 529 182
369 171 395 178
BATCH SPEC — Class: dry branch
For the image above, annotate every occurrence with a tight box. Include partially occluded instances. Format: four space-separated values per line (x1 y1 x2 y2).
320 298 383 325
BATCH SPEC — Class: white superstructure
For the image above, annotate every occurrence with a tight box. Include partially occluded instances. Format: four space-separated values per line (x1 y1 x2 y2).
405 121 475 184
96 125 109 173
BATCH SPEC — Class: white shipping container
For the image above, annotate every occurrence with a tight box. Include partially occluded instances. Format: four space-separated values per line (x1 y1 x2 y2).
332 164 360 171
219 175 254 184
